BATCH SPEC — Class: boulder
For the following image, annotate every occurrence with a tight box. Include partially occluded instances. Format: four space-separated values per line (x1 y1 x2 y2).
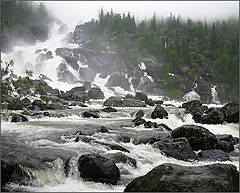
105 72 131 91
78 153 120 184
216 140 234 152
172 125 217 150
182 100 202 114
216 134 239 145
124 163 239 192
104 152 137 167
135 110 144 118
153 137 197 161
122 98 146 107
132 117 146 126
99 126 109 133
87 87 104 99
135 92 148 101
151 105 168 119
94 141 130 153
197 149 231 161
103 97 123 107
102 107 117 112
125 94 135 99
81 110 99 118
58 86 89 102
144 121 158 128
221 102 239 123
158 123 172 131
145 98 155 106
153 100 163 105
200 108 225 124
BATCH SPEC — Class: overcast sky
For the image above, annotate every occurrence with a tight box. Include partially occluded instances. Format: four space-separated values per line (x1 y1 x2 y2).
44 1 239 30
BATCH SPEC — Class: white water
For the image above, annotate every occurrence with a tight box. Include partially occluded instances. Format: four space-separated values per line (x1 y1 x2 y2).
1 101 239 192
211 85 221 104
1 22 239 192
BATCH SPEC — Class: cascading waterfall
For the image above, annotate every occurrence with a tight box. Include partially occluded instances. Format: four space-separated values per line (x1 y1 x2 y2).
211 85 221 104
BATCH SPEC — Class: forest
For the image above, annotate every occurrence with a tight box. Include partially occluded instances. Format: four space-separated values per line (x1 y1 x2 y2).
83 9 239 101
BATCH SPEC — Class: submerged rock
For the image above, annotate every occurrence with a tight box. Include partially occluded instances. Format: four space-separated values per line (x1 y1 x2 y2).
81 110 100 118
124 163 239 192
172 124 217 150
78 153 120 184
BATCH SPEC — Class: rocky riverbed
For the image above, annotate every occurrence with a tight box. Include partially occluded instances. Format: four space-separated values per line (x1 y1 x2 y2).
1 85 239 192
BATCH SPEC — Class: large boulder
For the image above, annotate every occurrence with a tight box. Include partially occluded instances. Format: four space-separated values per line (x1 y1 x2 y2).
58 86 89 102
124 163 239 192
182 100 202 114
78 153 120 184
153 137 197 161
105 72 131 91
200 108 225 124
221 102 239 123
151 105 168 119
122 98 146 107
87 87 104 99
171 125 217 150
103 97 123 107
135 92 148 101
81 110 99 118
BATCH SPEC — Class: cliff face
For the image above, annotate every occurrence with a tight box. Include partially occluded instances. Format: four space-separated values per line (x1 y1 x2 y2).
55 23 235 104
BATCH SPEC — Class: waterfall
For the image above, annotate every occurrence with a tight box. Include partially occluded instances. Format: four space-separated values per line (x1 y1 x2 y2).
211 85 220 104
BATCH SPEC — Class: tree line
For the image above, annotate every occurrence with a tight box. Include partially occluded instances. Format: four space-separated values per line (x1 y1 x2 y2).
84 9 239 100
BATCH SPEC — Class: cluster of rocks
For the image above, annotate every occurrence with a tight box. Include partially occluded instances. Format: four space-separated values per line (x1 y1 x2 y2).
182 100 239 124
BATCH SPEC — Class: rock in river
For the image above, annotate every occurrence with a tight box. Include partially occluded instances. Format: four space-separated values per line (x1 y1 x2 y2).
124 163 239 192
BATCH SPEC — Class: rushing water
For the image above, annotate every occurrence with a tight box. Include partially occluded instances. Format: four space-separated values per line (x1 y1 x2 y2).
1 101 239 192
1 23 239 192
211 85 221 104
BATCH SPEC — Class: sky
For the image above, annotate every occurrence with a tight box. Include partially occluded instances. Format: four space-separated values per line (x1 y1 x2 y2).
44 1 239 30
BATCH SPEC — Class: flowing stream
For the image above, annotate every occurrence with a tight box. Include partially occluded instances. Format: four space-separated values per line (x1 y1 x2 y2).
1 23 239 192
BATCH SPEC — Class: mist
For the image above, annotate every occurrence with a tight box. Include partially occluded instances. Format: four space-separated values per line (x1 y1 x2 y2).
44 1 239 29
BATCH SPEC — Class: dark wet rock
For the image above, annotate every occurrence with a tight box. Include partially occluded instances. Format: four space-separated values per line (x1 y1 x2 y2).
125 94 135 99
105 72 131 91
78 153 120 185
135 92 148 101
145 98 155 106
99 126 109 133
103 96 123 107
135 110 144 118
216 140 234 152
122 98 146 107
221 102 239 123
197 149 231 161
69 101 88 107
158 123 172 131
153 100 163 105
81 110 100 118
102 107 117 112
200 108 225 124
57 61 78 83
9 113 28 122
182 100 202 114
144 121 158 128
58 86 89 102
104 152 137 167
153 137 197 161
151 105 168 119
124 163 239 192
172 124 217 150
31 99 47 111
132 117 146 126
103 97 146 107
87 87 104 99
133 132 172 145
216 134 239 145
